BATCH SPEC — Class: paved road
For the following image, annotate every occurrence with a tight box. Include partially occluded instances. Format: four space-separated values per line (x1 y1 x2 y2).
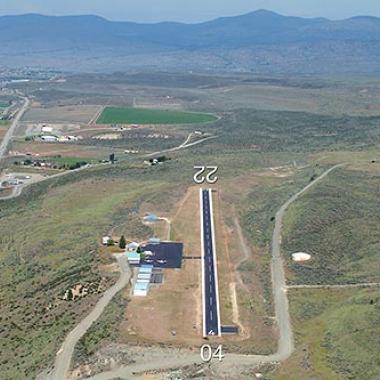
45 254 131 380
200 188 221 337
40 165 344 380
0 164 95 201
0 96 29 162
1 133 216 201
82 165 345 379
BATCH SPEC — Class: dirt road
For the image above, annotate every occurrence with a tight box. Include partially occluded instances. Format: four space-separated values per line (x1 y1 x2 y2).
44 254 131 380
269 163 345 360
0 96 29 162
2 133 215 201
287 282 380 289
144 133 218 158
80 164 344 379
0 164 95 201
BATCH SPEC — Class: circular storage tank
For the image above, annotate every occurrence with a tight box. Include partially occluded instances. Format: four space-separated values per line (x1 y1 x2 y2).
292 252 311 262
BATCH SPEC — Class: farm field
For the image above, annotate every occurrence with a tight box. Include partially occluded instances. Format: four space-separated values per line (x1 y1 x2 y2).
2 73 380 379
22 105 101 123
97 106 217 125
0 170 171 379
11 140 123 159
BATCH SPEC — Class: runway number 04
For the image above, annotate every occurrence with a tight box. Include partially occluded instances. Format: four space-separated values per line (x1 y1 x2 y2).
200 344 224 362
193 166 218 184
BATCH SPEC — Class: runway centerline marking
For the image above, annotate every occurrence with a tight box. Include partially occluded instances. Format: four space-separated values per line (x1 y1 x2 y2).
200 188 221 337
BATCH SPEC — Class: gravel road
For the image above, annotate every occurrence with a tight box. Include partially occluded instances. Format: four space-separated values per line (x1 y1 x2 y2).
40 164 344 380
0 96 29 162
44 255 131 380
81 164 345 379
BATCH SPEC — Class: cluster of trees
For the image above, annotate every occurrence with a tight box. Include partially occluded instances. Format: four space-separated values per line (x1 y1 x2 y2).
106 235 127 249
14 159 88 170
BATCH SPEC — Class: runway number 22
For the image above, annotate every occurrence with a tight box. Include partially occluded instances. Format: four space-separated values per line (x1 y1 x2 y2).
200 344 224 362
193 166 218 184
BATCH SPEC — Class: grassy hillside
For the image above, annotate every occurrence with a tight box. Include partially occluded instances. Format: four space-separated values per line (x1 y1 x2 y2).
272 288 380 380
3 74 380 377
0 167 169 379
283 167 380 285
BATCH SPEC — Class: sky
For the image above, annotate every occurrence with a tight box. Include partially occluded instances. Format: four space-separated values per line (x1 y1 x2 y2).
0 0 379 22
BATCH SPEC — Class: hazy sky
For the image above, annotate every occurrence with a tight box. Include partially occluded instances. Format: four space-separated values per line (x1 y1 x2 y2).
0 0 379 22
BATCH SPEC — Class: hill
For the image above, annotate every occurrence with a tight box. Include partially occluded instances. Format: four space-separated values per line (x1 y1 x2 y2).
1 10 380 73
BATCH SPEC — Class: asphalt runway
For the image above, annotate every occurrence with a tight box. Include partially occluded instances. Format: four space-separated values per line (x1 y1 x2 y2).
201 189 221 337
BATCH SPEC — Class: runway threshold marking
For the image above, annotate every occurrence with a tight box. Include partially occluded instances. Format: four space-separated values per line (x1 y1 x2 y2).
200 188 221 337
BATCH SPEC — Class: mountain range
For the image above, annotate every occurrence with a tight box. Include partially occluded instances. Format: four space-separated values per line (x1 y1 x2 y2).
1 10 379 74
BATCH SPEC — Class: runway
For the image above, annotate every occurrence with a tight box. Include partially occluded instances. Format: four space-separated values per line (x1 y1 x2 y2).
200 188 221 337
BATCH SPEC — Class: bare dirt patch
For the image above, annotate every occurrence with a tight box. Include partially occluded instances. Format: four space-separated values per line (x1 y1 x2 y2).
11 141 121 159
23 105 101 123
119 183 276 351
121 187 202 345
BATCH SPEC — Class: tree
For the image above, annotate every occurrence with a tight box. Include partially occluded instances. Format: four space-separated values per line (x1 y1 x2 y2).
119 235 126 249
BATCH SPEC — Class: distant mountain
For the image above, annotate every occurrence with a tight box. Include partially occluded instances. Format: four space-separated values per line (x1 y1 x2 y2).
1 10 379 74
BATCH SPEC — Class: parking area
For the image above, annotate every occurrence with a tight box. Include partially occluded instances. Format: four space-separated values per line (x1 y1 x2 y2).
140 242 183 268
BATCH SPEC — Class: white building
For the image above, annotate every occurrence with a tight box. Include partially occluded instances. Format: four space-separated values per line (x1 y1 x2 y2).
41 135 58 142
127 242 139 251
41 126 53 133
102 236 111 245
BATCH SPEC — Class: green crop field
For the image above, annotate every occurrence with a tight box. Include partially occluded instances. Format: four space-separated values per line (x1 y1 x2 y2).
97 106 217 125
4 74 380 378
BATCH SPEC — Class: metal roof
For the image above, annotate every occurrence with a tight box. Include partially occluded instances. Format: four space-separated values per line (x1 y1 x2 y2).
139 267 153 274
134 282 149 290
127 251 140 259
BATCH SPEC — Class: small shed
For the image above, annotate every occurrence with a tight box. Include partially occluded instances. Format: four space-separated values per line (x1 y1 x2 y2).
41 126 53 133
102 236 111 245
144 214 160 223
149 237 161 245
